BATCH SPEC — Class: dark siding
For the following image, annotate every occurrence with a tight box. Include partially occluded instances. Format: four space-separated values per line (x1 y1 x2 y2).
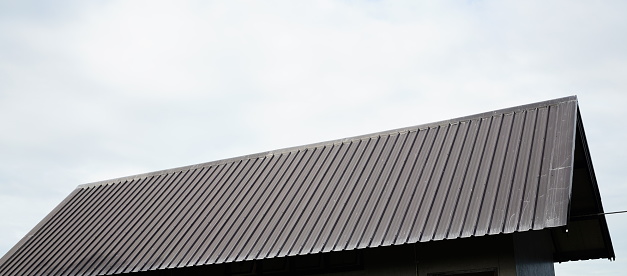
1 96 607 276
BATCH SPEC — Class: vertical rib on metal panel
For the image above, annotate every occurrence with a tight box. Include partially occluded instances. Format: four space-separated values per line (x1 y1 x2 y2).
102 173 177 274
260 148 326 259
448 117 489 239
489 111 526 235
271 146 335 258
433 120 476 241
245 149 317 261
379 130 425 246
318 139 373 253
310 135 396 253
278 144 343 256
368 131 419 247
164 164 227 268
322 139 378 251
419 122 464 242
503 108 537 233
291 142 354 255
518 106 549 231
210 153 297 264
461 114 502 238
72 178 157 275
392 127 438 244
408 124 453 244
359 132 410 247
475 112 513 237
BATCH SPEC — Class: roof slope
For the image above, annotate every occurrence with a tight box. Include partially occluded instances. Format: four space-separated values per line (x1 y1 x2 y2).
0 96 611 276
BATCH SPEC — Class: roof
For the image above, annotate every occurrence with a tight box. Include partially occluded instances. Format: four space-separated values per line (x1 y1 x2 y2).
0 96 614 276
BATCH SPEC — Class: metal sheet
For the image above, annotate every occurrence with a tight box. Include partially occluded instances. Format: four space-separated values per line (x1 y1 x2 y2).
0 96 612 276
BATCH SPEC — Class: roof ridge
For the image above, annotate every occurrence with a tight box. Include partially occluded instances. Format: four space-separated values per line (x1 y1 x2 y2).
78 95 577 189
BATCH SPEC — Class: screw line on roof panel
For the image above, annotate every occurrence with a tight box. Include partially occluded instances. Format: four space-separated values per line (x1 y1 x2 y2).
416 123 459 242
365 132 413 247
322 137 388 250
433 120 474 241
391 127 437 245
406 126 450 243
443 119 481 239
211 152 294 263
301 140 366 255
230 151 302 262
178 159 265 267
380 130 424 246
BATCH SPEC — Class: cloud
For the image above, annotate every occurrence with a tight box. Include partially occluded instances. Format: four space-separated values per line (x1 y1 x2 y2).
1 1 627 274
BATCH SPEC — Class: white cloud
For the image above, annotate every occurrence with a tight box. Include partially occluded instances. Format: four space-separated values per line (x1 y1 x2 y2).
1 1 626 274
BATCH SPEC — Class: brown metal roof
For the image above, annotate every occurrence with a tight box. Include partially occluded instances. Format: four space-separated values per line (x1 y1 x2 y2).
0 96 614 275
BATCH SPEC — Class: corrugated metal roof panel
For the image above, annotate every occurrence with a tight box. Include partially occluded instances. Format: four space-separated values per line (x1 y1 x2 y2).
0 96 614 276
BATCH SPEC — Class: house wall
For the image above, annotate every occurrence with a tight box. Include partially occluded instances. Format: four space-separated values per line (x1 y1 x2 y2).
415 234 517 276
513 230 555 276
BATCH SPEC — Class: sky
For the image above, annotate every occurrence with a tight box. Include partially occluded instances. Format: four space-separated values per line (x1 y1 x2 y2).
0 1 626 275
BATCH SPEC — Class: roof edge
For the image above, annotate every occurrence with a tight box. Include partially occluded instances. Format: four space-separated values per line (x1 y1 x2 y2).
79 96 578 189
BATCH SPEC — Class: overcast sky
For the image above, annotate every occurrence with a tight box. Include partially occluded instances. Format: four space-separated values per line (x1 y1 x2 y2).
1 1 626 275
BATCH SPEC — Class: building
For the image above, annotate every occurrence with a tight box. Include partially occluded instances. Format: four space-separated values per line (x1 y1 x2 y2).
0 96 614 276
